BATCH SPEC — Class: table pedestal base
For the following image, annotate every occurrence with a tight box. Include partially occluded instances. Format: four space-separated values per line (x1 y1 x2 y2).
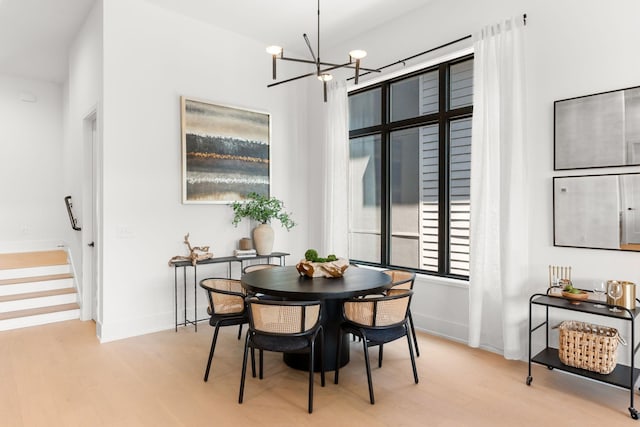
283 299 349 372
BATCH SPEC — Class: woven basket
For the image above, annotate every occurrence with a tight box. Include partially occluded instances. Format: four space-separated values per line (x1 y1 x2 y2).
558 320 622 374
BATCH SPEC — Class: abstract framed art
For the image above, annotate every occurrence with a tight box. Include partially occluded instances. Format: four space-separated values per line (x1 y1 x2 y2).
554 85 640 170
181 97 270 203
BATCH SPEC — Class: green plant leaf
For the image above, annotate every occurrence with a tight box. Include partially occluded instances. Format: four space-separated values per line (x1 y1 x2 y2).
230 192 296 231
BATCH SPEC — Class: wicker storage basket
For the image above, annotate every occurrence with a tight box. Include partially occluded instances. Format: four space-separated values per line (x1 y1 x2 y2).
558 320 622 374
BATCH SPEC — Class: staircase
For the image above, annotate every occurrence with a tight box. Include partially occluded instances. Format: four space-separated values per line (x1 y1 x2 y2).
0 249 80 331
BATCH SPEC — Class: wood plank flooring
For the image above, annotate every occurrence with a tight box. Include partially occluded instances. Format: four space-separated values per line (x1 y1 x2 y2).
0 321 634 426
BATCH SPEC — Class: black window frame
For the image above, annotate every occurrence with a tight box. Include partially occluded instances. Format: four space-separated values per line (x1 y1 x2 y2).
348 54 473 279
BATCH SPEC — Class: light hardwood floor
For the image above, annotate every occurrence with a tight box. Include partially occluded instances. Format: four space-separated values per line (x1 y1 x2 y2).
0 320 634 426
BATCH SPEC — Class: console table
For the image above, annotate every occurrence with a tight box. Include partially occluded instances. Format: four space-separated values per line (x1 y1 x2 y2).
170 252 289 331
527 288 640 419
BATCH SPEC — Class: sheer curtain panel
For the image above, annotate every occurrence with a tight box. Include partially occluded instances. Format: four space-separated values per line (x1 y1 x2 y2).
321 81 349 257
468 17 528 359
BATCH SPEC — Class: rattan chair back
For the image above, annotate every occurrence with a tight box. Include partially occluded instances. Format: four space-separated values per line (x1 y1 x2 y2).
344 290 412 328
201 278 246 315
243 263 281 274
382 269 416 290
248 299 321 335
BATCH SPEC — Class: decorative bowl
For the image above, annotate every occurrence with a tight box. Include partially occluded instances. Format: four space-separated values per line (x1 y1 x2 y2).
296 258 349 278
561 290 589 305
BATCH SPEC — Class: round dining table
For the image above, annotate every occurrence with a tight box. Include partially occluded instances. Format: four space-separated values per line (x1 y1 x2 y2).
241 265 392 371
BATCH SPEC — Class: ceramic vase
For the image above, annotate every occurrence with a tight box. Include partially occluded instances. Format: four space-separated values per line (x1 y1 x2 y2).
253 223 274 255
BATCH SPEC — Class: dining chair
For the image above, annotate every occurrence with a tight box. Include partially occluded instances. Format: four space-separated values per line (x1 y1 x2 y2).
382 269 420 357
239 298 325 413
334 289 418 405
200 278 250 382
242 264 283 300
242 263 281 274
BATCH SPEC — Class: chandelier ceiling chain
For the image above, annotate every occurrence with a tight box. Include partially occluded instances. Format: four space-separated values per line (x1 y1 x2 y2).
265 0 379 101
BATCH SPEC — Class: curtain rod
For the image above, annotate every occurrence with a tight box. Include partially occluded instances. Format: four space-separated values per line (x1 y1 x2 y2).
349 13 527 82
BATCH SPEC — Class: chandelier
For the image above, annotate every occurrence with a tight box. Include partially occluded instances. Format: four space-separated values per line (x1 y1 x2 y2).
265 0 379 101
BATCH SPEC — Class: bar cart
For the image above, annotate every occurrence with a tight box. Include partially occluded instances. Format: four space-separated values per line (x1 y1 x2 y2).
527 288 640 419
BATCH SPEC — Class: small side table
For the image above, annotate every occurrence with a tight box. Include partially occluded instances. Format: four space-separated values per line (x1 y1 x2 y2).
170 252 289 331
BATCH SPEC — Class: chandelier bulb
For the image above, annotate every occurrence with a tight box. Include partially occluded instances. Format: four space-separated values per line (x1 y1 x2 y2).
317 73 333 82
349 49 367 60
266 45 283 55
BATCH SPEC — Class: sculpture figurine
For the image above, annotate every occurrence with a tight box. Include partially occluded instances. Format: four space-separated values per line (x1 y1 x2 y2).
168 233 213 266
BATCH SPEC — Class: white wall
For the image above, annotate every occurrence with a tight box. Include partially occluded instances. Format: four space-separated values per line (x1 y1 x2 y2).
98 0 311 341
309 0 640 349
0 74 67 251
65 0 103 323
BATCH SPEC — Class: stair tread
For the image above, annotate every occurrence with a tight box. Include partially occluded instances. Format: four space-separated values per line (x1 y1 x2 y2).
0 250 68 270
0 287 77 303
0 273 74 286
0 303 80 321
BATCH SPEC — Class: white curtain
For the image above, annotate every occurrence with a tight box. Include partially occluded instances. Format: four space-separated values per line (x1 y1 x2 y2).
468 17 528 359
321 80 349 257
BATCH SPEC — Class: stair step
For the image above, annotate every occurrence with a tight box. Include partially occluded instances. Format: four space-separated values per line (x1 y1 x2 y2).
0 265 71 281
0 273 73 286
0 303 80 331
0 289 77 313
0 303 80 321
0 275 74 297
0 287 77 303
0 250 68 270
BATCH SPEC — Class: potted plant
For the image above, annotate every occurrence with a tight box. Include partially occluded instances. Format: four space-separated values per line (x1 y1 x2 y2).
230 192 296 255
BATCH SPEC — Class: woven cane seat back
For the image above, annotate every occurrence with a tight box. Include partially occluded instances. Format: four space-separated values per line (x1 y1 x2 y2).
249 302 320 334
382 269 415 290
201 278 246 315
344 291 411 327
243 264 280 274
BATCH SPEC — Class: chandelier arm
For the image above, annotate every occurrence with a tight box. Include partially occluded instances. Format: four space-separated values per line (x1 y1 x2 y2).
317 61 381 73
280 56 318 66
302 34 318 64
267 71 318 88
278 56 381 73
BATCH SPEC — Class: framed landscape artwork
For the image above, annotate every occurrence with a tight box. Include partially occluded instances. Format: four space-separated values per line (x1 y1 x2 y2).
181 97 270 203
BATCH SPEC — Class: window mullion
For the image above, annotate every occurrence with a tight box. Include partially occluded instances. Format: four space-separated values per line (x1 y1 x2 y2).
381 83 391 266
437 64 449 276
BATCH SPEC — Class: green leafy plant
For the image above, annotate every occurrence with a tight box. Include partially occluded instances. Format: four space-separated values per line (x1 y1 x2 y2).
304 249 337 263
230 192 296 231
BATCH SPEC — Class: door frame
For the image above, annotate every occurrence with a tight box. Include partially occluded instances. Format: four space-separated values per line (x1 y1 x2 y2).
81 108 102 331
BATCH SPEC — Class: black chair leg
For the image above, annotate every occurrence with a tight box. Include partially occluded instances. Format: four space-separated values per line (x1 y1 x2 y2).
250 346 256 378
409 310 420 357
319 328 325 387
378 344 383 368
308 341 315 414
238 334 250 404
259 349 264 379
406 328 419 384
362 335 375 404
237 324 243 340
204 323 221 382
334 329 343 384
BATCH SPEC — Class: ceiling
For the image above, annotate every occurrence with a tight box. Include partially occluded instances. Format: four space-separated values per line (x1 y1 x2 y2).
0 0 432 84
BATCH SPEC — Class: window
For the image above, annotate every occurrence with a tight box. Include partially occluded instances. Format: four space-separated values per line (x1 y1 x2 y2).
348 56 473 278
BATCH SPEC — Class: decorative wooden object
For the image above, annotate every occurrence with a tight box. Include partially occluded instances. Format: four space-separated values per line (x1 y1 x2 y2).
168 233 213 266
296 258 349 278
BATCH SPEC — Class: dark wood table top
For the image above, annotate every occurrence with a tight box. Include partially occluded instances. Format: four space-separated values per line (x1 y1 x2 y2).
240 265 392 300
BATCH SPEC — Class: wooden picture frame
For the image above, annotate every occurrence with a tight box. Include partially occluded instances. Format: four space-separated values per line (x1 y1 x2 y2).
181 97 270 203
